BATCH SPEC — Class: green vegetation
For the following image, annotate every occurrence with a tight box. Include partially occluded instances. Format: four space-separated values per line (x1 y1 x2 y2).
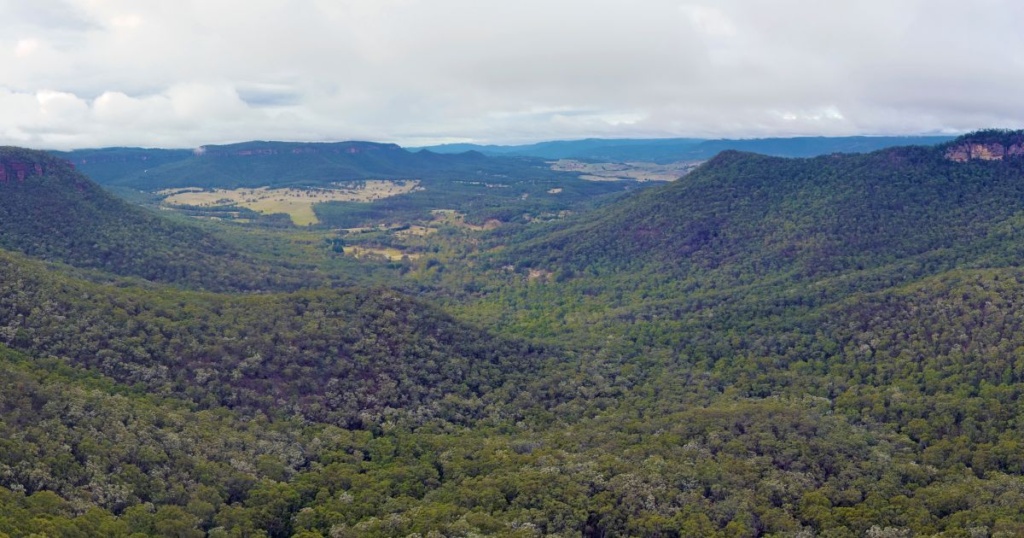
0 248 552 429
415 135 954 162
0 147 323 292
56 141 634 228
7 132 1024 536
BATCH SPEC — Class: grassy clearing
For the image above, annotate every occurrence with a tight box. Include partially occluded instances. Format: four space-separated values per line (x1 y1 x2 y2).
345 246 419 261
161 181 420 225
395 226 437 238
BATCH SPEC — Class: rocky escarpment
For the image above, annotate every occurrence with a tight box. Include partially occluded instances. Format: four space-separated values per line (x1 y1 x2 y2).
943 130 1024 162
0 160 46 183
944 142 1024 162
0 149 84 190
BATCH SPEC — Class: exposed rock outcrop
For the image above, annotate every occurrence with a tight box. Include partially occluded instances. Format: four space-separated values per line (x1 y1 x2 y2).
945 142 1024 162
0 160 46 183
944 130 1024 162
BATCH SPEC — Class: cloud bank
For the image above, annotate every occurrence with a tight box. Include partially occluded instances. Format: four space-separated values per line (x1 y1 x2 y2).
2 0 1023 149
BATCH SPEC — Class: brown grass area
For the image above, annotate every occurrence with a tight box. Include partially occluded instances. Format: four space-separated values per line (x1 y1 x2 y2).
395 226 437 238
345 246 419 261
161 181 420 225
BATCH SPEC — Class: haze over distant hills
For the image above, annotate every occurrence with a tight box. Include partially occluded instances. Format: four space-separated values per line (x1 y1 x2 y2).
54 141 510 189
415 135 956 162
52 140 632 228
53 136 957 191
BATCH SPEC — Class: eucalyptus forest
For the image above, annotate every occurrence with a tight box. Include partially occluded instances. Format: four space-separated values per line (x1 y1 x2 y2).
2 132 1024 537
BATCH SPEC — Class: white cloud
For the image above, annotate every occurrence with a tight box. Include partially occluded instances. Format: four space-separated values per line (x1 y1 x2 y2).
36 90 89 119
14 38 40 58
681 4 737 38
165 83 248 121
0 0 1022 149
109 14 143 29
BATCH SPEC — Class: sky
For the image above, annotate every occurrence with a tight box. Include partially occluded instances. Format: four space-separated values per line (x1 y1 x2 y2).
2 0 1023 150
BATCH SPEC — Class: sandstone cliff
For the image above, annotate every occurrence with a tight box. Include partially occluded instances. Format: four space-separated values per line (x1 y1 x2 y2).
944 130 1024 162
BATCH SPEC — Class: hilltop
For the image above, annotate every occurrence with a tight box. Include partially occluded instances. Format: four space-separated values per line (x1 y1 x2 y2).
941 128 1024 162
415 135 955 163
0 147 319 291
55 141 554 190
54 141 632 228
502 132 1024 284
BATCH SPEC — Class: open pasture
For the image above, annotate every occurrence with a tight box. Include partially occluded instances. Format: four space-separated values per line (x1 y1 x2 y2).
161 181 420 225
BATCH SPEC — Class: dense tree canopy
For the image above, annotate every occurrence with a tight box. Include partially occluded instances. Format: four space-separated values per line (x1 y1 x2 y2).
7 133 1024 536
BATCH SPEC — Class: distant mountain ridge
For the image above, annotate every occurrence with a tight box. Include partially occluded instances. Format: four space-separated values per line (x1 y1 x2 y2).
53 140 512 190
52 140 632 228
416 135 956 162
52 136 958 190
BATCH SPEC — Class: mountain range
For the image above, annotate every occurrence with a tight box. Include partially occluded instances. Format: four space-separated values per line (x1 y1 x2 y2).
54 136 956 192
414 135 956 162
3 132 1024 536
54 141 551 190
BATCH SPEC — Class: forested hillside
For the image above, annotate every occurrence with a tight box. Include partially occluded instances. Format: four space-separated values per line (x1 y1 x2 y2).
7 133 1024 536
56 141 574 190
0 147 322 291
0 249 553 429
501 143 1024 279
396 131 1024 535
461 134 1024 343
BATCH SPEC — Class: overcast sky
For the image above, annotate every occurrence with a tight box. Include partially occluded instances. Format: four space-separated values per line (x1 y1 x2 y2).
2 0 1023 150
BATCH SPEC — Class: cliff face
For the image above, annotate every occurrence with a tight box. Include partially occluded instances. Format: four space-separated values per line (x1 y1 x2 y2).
0 160 46 183
0 149 86 192
943 130 1024 162
944 142 1024 162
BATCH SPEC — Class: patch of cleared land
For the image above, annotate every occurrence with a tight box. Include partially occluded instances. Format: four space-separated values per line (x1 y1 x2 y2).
161 181 420 226
395 225 437 238
345 246 419 262
550 160 701 182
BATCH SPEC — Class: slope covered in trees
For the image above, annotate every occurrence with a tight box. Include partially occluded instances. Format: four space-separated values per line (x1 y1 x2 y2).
9 132 1024 536
502 141 1024 281
0 147 322 291
463 133 1024 347
0 249 552 430
387 131 1024 535
56 141 582 190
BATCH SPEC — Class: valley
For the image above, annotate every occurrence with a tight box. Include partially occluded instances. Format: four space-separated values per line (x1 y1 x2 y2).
4 133 1024 536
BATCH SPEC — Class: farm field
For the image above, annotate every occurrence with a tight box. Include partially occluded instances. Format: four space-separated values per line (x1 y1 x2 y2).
159 180 420 225
344 245 419 261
